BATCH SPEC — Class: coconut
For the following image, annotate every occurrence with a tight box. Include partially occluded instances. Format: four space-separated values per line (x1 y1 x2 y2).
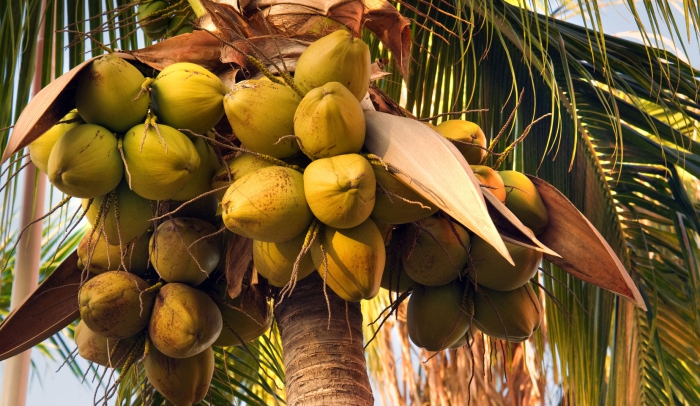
138 1 169 40
75 53 149 133
471 165 506 202
468 235 542 291
223 80 302 158
293 82 365 160
145 346 214 406
303 154 376 229
83 180 153 245
473 283 542 342
74 320 134 368
149 218 222 286
402 216 470 286
77 228 150 275
436 120 487 165
211 154 277 201
294 30 371 101
499 171 549 235
79 271 155 340
151 62 229 136
149 283 223 358
167 13 193 36
206 283 273 347
29 110 83 174
47 124 123 198
371 166 437 224
380 234 416 294
221 166 312 242
169 193 219 224
310 218 385 302
122 122 201 200
170 137 221 201
407 281 473 351
253 232 315 288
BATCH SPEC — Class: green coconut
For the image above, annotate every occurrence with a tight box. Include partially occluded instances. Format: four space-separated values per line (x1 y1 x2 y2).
77 228 150 275
253 232 315 288
75 53 149 133
223 80 302 158
402 216 470 286
149 218 222 286
74 320 135 368
149 283 223 358
79 271 155 340
211 154 277 201
310 218 385 302
371 166 437 224
29 110 83 174
407 281 473 351
293 82 365 159
294 30 371 101
170 137 220 201
221 166 313 242
145 346 214 406
83 180 153 245
167 13 193 36
436 120 487 165
47 124 123 198
471 165 505 203
303 154 376 229
473 283 542 342
206 283 273 347
122 122 201 200
499 171 549 235
138 1 169 39
468 236 542 291
151 62 229 136
380 234 416 294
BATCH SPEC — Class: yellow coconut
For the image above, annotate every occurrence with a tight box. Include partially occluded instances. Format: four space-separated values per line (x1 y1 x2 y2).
473 283 542 342
468 235 542 291
303 154 376 229
145 346 214 405
310 219 385 301
170 136 221 201
221 166 312 242
253 232 315 288
211 154 277 201
149 283 223 358
74 320 134 368
47 124 123 198
294 30 371 101
371 166 437 224
436 120 487 165
471 165 506 203
29 110 83 174
223 80 302 158
77 228 150 275
293 82 365 159
499 171 549 235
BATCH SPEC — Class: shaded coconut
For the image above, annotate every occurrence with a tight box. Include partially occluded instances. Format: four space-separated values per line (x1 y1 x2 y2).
145 345 214 406
206 283 273 347
293 82 365 159
122 122 201 201
29 110 83 174
471 165 506 202
310 218 385 302
294 30 371 101
371 166 437 224
402 216 470 286
75 53 149 133
170 136 221 201
253 232 315 288
224 80 302 158
77 228 150 275
151 62 229 136
167 13 193 36
436 120 487 165
47 124 123 198
83 180 152 245
74 320 134 368
221 166 312 242
407 281 473 351
149 283 222 358
79 271 155 339
380 233 416 294
303 154 376 229
211 154 277 201
149 218 222 286
468 235 542 291
499 171 549 235
472 283 542 342
138 1 169 39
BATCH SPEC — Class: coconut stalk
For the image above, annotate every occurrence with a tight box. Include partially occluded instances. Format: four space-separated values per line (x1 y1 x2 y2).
275 273 374 405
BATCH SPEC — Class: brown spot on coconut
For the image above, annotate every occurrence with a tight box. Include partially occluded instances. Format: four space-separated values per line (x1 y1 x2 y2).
370 165 437 224
436 119 487 165
74 320 135 368
499 170 549 235
145 345 214 405
472 283 542 342
468 235 542 291
253 232 315 288
29 110 83 174
77 228 150 275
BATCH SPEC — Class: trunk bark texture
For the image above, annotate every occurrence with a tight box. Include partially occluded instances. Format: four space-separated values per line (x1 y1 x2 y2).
275 273 373 406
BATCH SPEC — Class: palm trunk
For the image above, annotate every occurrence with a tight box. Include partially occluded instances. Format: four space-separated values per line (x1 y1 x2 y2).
275 273 374 406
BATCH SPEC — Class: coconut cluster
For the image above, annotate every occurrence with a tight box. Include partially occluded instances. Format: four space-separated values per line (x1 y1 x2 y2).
137 0 194 41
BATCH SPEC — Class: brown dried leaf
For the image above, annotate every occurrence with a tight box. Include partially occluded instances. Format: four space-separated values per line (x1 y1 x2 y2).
363 0 412 77
128 31 225 72
224 232 254 299
529 176 646 310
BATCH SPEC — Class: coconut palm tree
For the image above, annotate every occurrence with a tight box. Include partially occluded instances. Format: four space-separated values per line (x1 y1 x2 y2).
1 0 699 404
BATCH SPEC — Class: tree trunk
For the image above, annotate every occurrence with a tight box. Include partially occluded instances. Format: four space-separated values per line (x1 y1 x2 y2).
275 273 374 406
